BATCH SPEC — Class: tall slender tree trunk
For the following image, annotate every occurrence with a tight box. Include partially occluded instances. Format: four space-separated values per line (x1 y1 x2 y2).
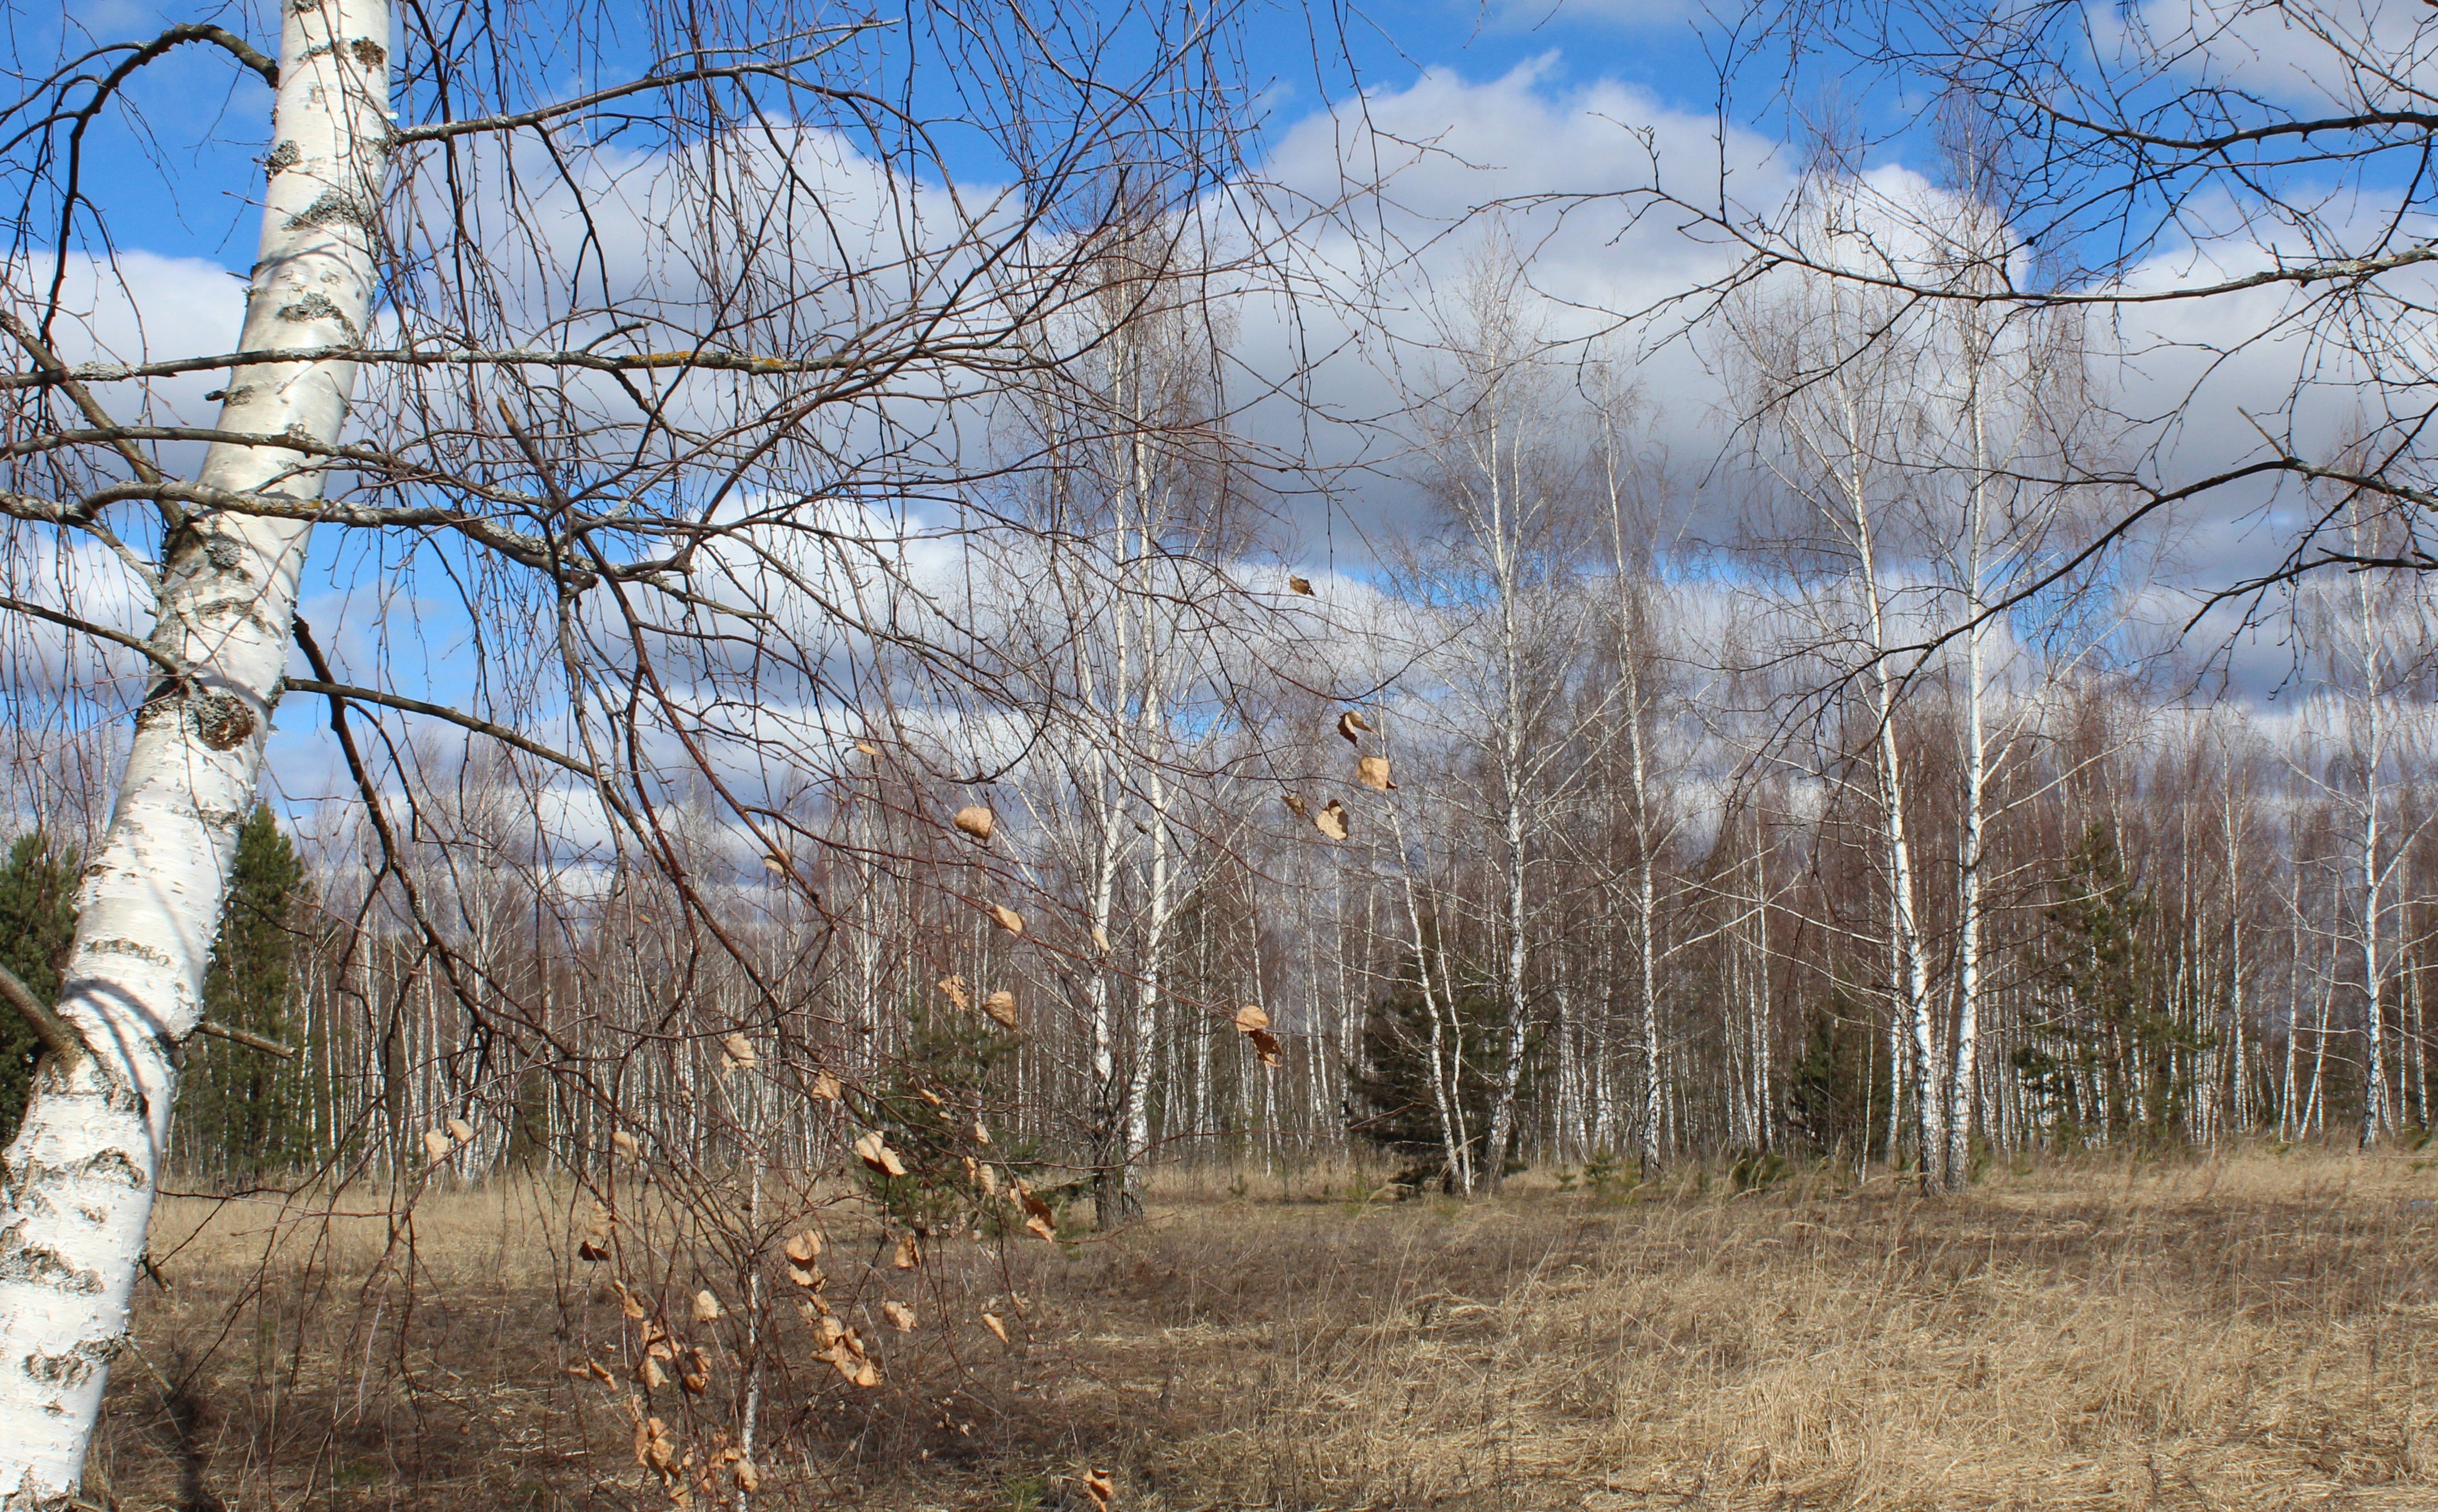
0 1 391 1493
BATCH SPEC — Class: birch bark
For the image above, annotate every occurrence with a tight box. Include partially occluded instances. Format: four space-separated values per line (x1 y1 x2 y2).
0 1 391 1497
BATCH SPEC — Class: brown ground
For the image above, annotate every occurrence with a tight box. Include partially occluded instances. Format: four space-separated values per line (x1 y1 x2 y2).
93 1148 2438 1511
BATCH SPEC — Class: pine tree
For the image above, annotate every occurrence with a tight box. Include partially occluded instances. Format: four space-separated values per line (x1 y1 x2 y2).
177 807 313 1181
1346 950 1526 1190
0 834 81 1146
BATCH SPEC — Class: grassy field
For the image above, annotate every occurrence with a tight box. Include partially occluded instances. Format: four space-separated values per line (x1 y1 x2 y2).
95 1148 2438 1511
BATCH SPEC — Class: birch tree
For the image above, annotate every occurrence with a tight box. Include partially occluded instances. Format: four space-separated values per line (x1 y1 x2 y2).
0 0 1255 1496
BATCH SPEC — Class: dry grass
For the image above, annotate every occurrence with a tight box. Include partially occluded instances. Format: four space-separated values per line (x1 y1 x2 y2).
95 1147 2438 1511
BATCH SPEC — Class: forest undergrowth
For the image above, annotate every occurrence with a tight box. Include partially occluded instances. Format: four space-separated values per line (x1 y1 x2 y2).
95 1147 2438 1512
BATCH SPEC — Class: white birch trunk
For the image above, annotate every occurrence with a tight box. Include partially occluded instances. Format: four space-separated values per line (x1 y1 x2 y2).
0 1 390 1495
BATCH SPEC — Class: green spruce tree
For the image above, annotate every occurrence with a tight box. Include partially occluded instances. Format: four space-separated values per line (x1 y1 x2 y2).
0 833 81 1145
178 806 315 1181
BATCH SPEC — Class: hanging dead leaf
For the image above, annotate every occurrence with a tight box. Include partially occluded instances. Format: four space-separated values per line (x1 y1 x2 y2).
1288 574 1314 595
1082 1468 1116 1512
812 1070 841 1101
1233 1005 1270 1034
917 1086 945 1107
1357 754 1395 791
578 1359 615 1385
691 1290 721 1323
612 1129 641 1160
784 1230 821 1265
1248 1027 1283 1068
1092 925 1112 954
614 1280 649 1319
642 1319 677 1358
853 1359 880 1388
854 741 879 756
635 1414 678 1472
981 1312 1010 1343
680 1346 710 1395
421 1129 452 1162
989 903 1025 936
445 1117 474 1144
579 1236 611 1263
762 855 786 873
1024 1213 1057 1241
720 1033 757 1068
1315 800 1349 841
853 1131 908 1178
892 1234 921 1270
983 990 1019 1030
732 1461 759 1494
589 1200 614 1236
635 1355 668 1389
972 1118 992 1146
1282 792 1309 818
938 975 971 1011
883 1300 916 1333
1337 709 1371 743
952 805 996 842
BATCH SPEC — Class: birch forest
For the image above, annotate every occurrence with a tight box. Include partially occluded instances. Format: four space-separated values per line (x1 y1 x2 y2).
10 0 2438 1505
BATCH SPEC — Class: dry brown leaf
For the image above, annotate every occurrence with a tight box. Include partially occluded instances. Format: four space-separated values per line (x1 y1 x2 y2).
853 1131 908 1178
952 804 996 842
1248 1027 1283 1068
854 741 879 756
784 1229 821 1264
852 1359 880 1389
762 855 786 873
1337 709 1371 743
812 1070 841 1101
636 1355 668 1389
614 1280 649 1320
883 1300 916 1333
983 990 1019 1030
732 1461 759 1494
981 1312 1010 1343
1092 924 1112 954
1282 792 1309 817
444 1117 474 1143
973 1118 993 1146
636 1415 677 1472
916 1087 944 1107
680 1346 710 1396
421 1129 451 1162
1288 574 1314 595
938 974 972 1011
612 1129 641 1160
977 1161 999 1195
589 1200 614 1236
585 1359 616 1384
578 1237 611 1263
892 1234 920 1270
1082 1469 1115 1512
1315 799 1349 840
826 1350 861 1384
691 1290 721 1323
1358 754 1395 791
989 902 1025 936
720 1032 757 1068
1233 1004 1270 1034
1024 1213 1058 1242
